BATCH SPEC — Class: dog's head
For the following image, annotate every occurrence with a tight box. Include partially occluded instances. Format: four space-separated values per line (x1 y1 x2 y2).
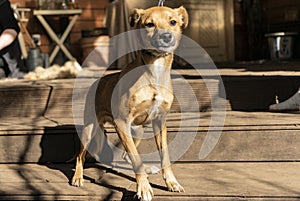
129 6 189 54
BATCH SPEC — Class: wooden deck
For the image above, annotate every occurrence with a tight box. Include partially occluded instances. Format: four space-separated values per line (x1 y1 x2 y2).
0 63 299 200
1 162 300 200
0 111 299 200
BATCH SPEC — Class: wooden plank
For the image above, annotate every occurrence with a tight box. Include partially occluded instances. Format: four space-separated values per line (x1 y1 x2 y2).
107 129 300 162
1 162 300 200
25 74 300 114
263 0 300 9
0 111 299 134
33 9 82 16
0 81 51 118
0 112 299 163
0 75 299 119
0 132 78 163
262 0 300 23
0 117 57 134
138 112 300 161
34 77 225 119
85 112 300 162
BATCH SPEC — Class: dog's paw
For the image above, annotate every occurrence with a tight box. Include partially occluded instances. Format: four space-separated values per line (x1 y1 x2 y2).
136 175 154 201
136 185 153 201
71 176 84 187
166 180 185 192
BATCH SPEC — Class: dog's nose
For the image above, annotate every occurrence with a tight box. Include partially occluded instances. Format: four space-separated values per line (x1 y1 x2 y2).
160 32 173 43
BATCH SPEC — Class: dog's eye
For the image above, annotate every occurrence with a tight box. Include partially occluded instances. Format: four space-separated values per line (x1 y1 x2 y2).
145 22 155 28
170 20 177 26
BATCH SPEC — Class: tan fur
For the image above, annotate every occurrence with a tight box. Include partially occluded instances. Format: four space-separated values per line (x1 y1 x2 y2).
71 6 188 201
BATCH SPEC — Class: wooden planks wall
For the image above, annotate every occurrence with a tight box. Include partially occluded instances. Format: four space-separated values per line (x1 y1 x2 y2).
262 0 300 23
233 0 249 61
261 0 300 58
10 0 110 63
234 0 300 61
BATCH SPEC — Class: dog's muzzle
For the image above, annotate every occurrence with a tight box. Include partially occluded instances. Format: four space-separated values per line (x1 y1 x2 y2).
160 32 174 44
151 30 176 52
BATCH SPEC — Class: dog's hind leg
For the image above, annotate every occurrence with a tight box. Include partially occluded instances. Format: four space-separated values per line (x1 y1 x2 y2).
71 123 94 187
152 119 185 192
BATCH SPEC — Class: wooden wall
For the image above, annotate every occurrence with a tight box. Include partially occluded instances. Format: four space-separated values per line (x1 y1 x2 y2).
262 0 300 24
11 0 109 63
262 0 300 59
233 0 249 61
234 0 300 61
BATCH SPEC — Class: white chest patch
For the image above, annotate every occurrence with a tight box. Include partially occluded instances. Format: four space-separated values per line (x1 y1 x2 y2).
153 58 165 86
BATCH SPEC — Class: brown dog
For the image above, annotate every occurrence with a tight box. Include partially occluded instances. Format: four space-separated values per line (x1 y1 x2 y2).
71 6 188 201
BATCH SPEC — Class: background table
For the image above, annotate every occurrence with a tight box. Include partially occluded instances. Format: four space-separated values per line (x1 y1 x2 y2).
33 9 82 64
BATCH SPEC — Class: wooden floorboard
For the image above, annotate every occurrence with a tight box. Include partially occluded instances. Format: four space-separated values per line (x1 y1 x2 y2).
0 111 299 163
0 111 299 134
1 162 300 200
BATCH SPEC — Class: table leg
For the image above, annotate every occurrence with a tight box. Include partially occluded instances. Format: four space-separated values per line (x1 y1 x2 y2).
50 15 79 62
35 14 77 63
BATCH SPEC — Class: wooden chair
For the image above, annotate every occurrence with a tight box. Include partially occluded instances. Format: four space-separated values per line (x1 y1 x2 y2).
11 3 36 59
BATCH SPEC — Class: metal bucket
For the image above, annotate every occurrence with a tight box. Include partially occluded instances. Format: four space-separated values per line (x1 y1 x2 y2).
265 32 297 60
26 48 43 71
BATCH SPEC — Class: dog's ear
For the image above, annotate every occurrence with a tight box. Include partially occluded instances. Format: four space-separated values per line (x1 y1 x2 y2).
174 6 189 29
129 8 144 27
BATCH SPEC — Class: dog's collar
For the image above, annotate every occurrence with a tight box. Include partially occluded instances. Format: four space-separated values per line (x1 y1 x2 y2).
141 49 170 57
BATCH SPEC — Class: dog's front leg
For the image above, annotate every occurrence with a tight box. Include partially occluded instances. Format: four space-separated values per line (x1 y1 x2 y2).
122 125 143 164
114 119 154 201
153 119 185 192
